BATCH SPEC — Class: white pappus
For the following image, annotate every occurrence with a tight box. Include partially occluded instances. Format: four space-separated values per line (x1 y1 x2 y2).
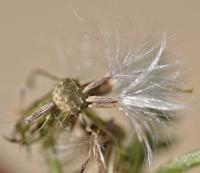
105 33 191 165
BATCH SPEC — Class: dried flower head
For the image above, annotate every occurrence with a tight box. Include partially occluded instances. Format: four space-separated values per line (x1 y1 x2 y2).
5 8 192 172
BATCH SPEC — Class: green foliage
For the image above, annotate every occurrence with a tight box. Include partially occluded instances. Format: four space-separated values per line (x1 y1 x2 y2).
155 150 200 173
119 136 145 173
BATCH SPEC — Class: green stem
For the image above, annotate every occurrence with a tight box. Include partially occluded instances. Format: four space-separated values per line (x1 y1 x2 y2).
155 150 200 173
43 138 63 173
45 149 62 173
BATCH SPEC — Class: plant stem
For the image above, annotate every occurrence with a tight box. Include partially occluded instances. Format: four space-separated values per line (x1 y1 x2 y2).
43 137 63 173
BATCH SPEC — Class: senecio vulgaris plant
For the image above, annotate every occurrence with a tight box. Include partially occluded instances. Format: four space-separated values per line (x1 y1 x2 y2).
4 17 199 173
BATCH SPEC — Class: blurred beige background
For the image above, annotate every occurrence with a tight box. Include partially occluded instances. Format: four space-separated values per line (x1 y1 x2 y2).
0 0 200 173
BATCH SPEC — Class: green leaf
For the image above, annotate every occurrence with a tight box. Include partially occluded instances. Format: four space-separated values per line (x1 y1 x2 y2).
155 150 200 173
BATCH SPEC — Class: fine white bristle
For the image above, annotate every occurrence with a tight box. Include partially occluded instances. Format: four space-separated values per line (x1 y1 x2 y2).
107 33 188 165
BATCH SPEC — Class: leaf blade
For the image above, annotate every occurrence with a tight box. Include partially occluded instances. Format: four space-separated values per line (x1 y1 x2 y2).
155 150 200 173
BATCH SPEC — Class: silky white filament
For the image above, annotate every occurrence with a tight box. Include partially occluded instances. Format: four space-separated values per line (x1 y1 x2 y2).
107 33 188 165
